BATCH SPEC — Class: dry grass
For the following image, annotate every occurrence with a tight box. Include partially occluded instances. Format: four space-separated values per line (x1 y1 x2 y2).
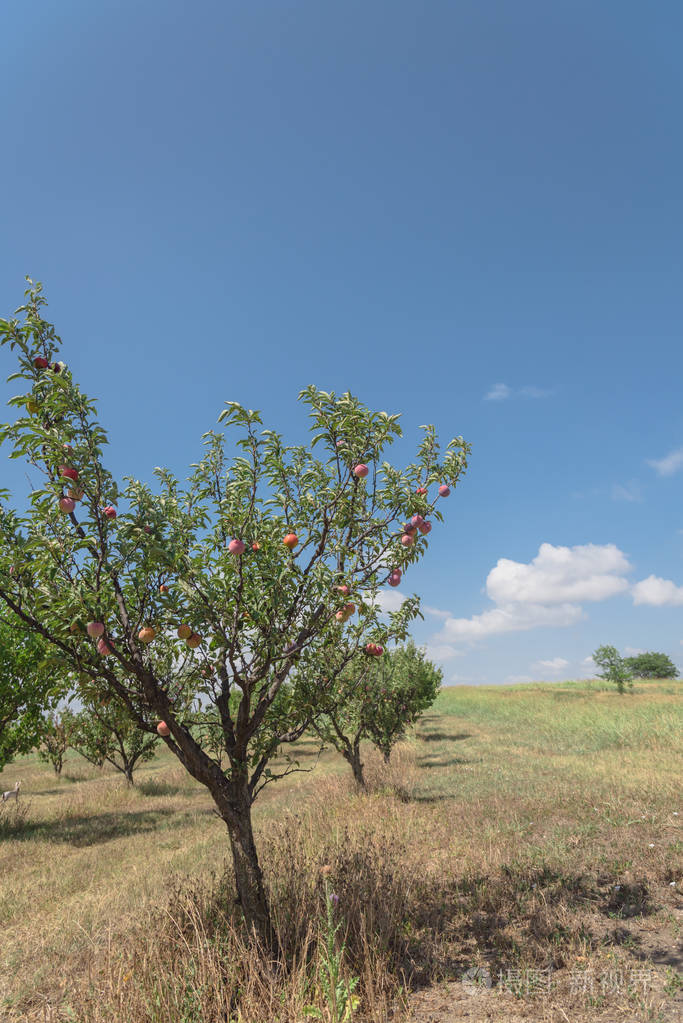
0 680 681 1022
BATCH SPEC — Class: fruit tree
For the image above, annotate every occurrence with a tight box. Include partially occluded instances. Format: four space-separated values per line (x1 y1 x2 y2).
0 281 469 950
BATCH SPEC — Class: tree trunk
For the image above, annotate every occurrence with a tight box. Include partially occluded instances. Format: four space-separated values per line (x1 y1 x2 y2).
343 742 366 788
123 763 134 786
221 781 277 955
382 748 391 765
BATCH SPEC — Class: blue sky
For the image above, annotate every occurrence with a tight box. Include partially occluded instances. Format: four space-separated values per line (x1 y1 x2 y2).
1 1 681 683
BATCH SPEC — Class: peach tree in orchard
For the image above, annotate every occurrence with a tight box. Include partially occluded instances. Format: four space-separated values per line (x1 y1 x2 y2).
0 613 61 771
311 641 442 787
63 694 159 785
0 281 469 951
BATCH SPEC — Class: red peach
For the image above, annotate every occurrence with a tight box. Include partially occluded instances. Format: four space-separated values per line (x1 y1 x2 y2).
336 585 350 596
34 356 49 369
252 542 260 551
59 466 79 482
419 521 432 535
97 637 113 656
103 506 117 519
229 538 246 555
157 721 171 737
411 514 424 527
416 487 428 496
87 621 105 638
388 570 402 587
159 584 169 594
283 533 299 550
401 534 414 547
438 484 451 497
138 626 156 644
353 464 369 478
59 497 76 514
177 624 192 640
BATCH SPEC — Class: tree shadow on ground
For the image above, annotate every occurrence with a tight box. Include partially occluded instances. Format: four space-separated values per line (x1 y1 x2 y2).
2 807 178 846
417 755 477 769
418 731 472 743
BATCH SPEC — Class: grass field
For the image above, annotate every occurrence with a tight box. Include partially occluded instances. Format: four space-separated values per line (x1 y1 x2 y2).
0 679 681 1022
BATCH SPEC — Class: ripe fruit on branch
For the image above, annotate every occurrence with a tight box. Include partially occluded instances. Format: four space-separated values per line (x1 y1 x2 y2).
59 497 75 514
365 643 383 657
138 626 156 644
186 633 202 649
157 721 170 737
344 602 355 617
403 524 417 536
177 624 192 640
438 484 451 497
401 533 414 547
159 584 169 594
229 538 246 555
353 464 369 478
335 610 347 622
388 570 402 587
336 584 350 596
59 466 79 482
103 506 117 519
97 637 113 656
34 356 49 369
283 533 299 550
252 542 260 551
416 487 428 496
419 521 432 535
411 514 424 527
51 362 61 374
87 621 105 638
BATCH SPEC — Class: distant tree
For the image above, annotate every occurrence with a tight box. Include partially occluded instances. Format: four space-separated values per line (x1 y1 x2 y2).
38 712 74 775
592 645 633 694
624 651 678 679
67 694 158 785
0 613 61 771
313 642 442 786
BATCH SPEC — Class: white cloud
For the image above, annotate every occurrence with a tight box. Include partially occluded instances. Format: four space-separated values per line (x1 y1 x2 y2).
423 605 451 620
486 543 631 606
624 646 644 656
611 481 642 503
431 542 631 647
647 447 683 477
484 382 551 402
374 589 408 614
424 643 463 662
484 382 511 401
533 657 569 673
437 601 582 642
632 575 683 607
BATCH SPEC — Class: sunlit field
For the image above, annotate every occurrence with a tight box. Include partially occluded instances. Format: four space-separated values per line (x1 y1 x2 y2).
1 679 681 1023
